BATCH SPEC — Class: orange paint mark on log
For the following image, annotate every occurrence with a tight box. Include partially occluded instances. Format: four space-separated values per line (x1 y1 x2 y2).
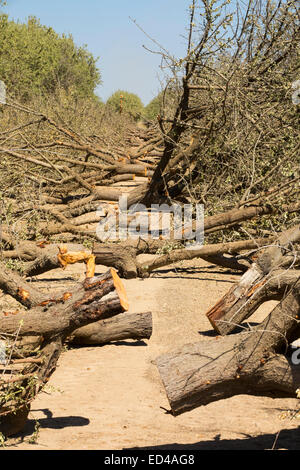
38 292 72 307
62 292 72 302
3 310 20 316
36 240 49 248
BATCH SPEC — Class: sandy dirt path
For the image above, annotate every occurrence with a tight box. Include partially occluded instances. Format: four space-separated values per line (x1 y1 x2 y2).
5 257 300 450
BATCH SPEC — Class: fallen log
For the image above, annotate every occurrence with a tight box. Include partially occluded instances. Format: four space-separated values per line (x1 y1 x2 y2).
69 311 152 345
156 277 300 415
0 260 45 308
206 224 300 335
0 267 128 339
137 237 276 277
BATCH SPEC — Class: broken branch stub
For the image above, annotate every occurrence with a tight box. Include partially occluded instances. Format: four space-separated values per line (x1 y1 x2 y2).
206 224 300 335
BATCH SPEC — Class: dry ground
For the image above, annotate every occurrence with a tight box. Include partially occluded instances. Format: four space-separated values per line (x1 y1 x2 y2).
3 253 300 450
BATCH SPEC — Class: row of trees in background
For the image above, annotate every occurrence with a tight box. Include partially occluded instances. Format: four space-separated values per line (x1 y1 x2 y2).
106 89 162 121
0 13 161 121
0 14 101 100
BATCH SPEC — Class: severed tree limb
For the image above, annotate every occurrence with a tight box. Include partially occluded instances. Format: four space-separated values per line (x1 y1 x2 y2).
0 267 130 436
0 261 46 308
156 277 300 415
0 268 129 340
137 237 276 277
69 311 152 345
206 224 300 335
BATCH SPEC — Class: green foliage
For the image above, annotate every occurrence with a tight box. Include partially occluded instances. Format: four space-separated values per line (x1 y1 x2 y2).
106 90 144 121
144 88 179 121
0 14 101 100
144 93 162 121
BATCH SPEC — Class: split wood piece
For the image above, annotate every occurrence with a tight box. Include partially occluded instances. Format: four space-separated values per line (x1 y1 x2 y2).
206 224 300 335
57 246 96 278
69 311 152 345
156 278 300 416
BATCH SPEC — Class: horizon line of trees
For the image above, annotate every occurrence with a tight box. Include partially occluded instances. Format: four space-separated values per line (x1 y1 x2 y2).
0 13 161 122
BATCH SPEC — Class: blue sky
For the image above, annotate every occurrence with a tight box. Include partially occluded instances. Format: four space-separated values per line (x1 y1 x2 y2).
1 0 190 105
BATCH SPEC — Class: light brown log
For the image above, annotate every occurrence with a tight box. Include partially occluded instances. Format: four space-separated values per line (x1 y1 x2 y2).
69 311 152 345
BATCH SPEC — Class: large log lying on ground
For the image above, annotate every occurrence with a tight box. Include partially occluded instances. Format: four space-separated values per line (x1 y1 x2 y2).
156 277 300 415
93 237 274 278
206 224 300 335
69 311 152 345
0 267 129 437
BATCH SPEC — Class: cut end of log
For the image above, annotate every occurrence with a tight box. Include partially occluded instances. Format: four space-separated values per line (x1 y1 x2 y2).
111 267 129 311
205 297 227 335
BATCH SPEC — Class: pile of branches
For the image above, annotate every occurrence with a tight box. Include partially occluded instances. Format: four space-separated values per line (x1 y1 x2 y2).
156 224 300 415
0 253 152 437
0 0 299 438
0 0 298 279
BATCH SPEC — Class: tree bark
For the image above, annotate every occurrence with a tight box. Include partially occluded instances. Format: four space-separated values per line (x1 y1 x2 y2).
206 224 300 335
156 278 300 415
69 311 152 345
0 268 129 436
0 268 128 340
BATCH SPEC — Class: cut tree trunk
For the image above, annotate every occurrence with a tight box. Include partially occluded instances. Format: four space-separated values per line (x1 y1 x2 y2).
94 244 139 279
206 224 300 335
69 311 152 345
156 277 300 415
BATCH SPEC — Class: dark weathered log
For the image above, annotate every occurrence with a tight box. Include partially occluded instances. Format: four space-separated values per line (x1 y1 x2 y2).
69 311 152 345
206 224 300 335
156 278 300 415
